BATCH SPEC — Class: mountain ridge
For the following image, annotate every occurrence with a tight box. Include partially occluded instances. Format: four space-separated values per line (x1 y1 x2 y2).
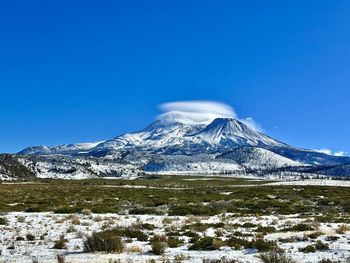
11 117 350 180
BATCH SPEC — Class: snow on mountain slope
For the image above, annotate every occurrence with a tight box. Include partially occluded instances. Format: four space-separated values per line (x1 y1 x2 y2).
88 118 287 157
16 155 143 179
89 119 205 156
190 118 286 147
220 147 303 170
15 116 350 179
0 154 35 180
144 154 245 175
19 142 105 156
270 147 350 166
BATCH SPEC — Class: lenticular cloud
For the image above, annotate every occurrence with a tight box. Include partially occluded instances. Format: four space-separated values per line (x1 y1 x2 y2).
158 101 236 125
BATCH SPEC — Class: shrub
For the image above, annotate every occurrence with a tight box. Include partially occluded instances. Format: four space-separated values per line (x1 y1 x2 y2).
315 240 329 251
70 215 81 225
307 231 323 239
243 222 257 228
318 258 344 263
151 236 168 255
326 236 339 241
151 241 167 255
121 228 148 241
189 237 223 250
53 235 67 249
95 227 148 241
299 245 316 253
282 223 314 232
83 231 124 253
226 236 250 250
129 207 165 215
174 254 189 263
169 205 220 216
257 225 276 234
17 216 25 223
26 234 35 241
66 225 76 233
202 257 238 263
125 245 143 253
56 255 65 263
318 259 343 263
167 236 184 248
251 239 278 252
0 217 8 225
139 223 156 230
259 250 296 263
81 209 92 215
336 224 350 234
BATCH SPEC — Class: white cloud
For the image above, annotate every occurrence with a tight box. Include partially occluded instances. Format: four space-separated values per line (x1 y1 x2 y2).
241 117 263 132
315 149 333 155
334 151 347 157
314 149 347 157
157 100 261 131
158 101 236 125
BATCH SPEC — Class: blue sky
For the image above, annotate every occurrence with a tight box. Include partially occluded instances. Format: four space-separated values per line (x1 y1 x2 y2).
1 1 350 154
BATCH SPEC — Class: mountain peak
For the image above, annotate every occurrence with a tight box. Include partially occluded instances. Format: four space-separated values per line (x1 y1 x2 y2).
191 117 286 147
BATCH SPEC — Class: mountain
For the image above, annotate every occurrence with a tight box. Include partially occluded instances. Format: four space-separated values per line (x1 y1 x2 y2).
18 142 104 156
15 117 350 180
87 118 286 157
219 147 303 170
0 154 35 180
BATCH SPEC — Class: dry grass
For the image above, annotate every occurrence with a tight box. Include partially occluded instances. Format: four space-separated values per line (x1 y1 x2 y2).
336 224 350 234
125 245 143 253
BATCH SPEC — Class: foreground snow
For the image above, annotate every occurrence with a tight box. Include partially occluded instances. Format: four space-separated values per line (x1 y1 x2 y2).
0 212 349 263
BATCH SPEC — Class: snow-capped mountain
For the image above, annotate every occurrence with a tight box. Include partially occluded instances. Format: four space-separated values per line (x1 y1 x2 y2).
16 117 350 179
219 147 303 170
87 118 286 157
190 118 286 147
19 142 105 156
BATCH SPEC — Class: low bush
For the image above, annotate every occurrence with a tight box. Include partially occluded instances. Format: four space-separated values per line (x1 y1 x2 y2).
282 223 314 232
120 228 148 241
189 237 223 250
0 217 8 225
307 231 323 239
151 235 168 255
318 259 343 263
96 227 148 241
53 235 67 249
299 245 316 253
326 236 339 241
336 224 350 234
17 216 25 223
315 240 329 251
169 205 220 216
257 225 276 234
167 236 184 248
129 207 165 215
26 234 35 241
202 257 238 263
139 223 156 230
83 231 124 253
226 236 250 250
259 250 296 263
251 239 278 252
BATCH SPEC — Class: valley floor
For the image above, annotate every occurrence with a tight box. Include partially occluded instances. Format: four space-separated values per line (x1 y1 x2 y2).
1 212 350 263
0 177 349 263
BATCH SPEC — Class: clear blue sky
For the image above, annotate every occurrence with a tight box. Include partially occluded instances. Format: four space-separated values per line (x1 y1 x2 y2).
1 1 350 154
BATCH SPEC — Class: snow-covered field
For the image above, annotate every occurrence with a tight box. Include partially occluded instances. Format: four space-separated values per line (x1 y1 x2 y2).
1 212 349 263
265 179 350 188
